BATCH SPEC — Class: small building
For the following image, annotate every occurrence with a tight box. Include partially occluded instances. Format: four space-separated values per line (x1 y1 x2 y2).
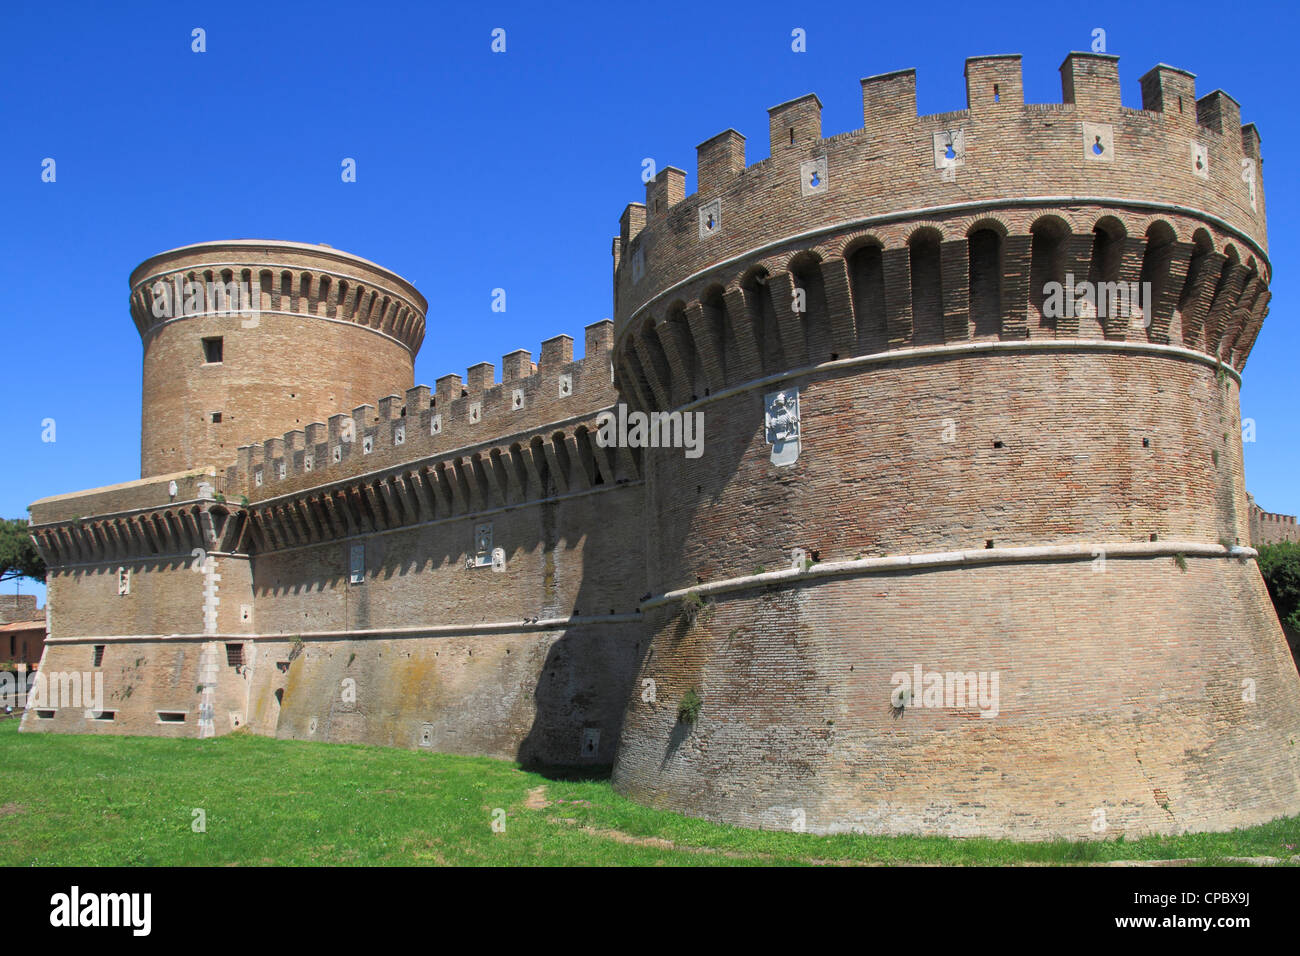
0 593 39 624
0 617 46 671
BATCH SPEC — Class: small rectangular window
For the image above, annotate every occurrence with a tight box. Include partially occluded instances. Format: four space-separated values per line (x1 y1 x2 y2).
211 411 223 423
89 711 116 721
36 710 55 719
349 544 365 584
93 644 105 667
225 643 244 667
117 567 130 596
157 711 186 723
202 336 223 364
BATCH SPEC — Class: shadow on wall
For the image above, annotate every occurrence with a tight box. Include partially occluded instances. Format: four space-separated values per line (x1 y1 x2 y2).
517 403 760 777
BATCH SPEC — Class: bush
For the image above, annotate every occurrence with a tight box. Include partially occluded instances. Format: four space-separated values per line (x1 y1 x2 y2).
677 688 702 724
1258 542 1300 633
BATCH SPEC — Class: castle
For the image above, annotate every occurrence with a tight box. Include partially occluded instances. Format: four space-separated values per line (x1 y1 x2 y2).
23 52 1300 840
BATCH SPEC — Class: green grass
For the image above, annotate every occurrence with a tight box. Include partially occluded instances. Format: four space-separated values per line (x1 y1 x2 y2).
0 719 1296 866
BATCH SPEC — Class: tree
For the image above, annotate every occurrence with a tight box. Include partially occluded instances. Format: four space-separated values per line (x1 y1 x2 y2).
0 518 45 583
1257 541 1300 670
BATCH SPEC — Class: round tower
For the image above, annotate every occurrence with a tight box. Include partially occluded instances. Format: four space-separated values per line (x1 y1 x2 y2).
129 240 427 477
609 54 1300 839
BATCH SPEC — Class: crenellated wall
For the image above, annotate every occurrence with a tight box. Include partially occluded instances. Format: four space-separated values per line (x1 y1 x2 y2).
29 256 645 769
131 240 427 478
614 54 1265 331
21 50 1300 841
224 320 619 501
607 54 1300 840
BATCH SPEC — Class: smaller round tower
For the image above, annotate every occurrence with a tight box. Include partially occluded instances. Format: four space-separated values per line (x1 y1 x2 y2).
129 240 427 478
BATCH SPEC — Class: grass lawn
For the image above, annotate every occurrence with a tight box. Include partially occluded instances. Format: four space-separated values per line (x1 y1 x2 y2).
1 718 1296 866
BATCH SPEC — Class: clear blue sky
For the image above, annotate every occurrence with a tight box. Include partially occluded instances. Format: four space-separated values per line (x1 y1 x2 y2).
3 0 1296 606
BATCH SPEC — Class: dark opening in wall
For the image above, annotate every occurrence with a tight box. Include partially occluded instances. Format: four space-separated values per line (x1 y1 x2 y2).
202 336 223 364
225 643 244 668
1150 533 1158 542
993 441 1004 449
848 243 886 353
157 712 186 723
968 228 1003 337
211 412 222 423
91 711 116 721
36 710 54 719
985 540 994 549
1143 438 1150 447
93 645 105 667
908 232 944 346
1029 219 1068 330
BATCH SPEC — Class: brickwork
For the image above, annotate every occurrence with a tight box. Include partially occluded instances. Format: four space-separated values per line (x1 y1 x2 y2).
0 594 38 625
130 241 426 478
20 51 1300 841
607 53 1300 838
1249 494 1300 547
614 559 1300 838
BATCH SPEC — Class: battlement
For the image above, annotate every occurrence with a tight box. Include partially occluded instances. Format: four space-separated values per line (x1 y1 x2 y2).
227 320 617 498
614 53 1267 325
128 239 427 356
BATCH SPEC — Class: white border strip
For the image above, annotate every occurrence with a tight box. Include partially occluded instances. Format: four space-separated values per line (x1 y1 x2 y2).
642 540 1256 609
45 612 644 645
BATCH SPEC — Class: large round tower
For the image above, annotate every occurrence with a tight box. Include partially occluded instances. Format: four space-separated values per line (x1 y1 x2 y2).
129 240 426 477
609 54 1300 839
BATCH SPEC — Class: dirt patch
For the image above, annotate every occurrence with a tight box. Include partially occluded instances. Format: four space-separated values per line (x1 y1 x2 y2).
523 786 551 810
0 803 26 818
581 826 676 850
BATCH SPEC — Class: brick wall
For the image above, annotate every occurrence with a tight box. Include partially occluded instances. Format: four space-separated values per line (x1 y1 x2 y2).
0 594 38 625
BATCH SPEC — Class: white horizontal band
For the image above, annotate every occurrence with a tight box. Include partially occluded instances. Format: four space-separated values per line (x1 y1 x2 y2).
44 611 643 644
642 540 1256 609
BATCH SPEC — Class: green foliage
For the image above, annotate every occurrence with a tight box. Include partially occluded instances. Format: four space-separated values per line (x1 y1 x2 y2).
1173 553 1188 572
677 688 702 724
0 518 46 583
680 592 713 626
1258 542 1300 634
